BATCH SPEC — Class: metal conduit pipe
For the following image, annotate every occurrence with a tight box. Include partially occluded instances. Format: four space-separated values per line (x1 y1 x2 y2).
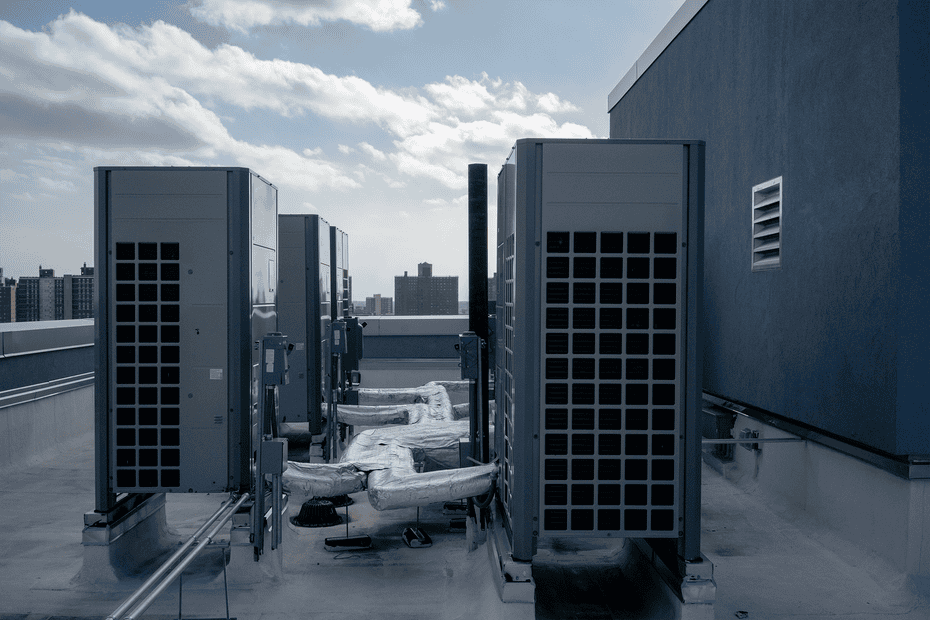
123 492 250 620
701 437 804 444
107 492 250 620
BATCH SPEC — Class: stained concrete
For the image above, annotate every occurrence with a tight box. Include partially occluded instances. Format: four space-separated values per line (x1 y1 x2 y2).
1 430 929 619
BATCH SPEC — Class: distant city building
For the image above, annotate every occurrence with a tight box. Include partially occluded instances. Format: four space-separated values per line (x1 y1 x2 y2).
0 268 14 323
365 294 393 316
12 264 95 322
64 263 95 319
394 263 458 315
15 278 37 322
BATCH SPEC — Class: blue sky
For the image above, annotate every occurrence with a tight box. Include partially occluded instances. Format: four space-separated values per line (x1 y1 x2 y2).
0 0 685 299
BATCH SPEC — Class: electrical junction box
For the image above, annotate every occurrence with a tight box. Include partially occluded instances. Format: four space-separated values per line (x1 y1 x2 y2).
495 140 704 561
277 214 331 433
94 167 277 496
458 332 481 380
342 317 364 372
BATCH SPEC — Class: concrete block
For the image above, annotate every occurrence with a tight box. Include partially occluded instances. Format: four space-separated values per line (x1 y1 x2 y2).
907 480 930 574
76 495 176 585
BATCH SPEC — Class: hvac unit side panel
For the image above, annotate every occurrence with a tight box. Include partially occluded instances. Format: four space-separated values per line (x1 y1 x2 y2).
228 169 253 492
536 142 685 539
107 169 229 493
682 142 705 561
507 141 542 562
318 223 332 423
277 215 310 423
94 168 111 511
248 174 278 483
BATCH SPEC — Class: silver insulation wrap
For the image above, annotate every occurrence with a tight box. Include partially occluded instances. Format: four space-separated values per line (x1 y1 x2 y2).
282 462 367 502
282 382 496 510
366 443 497 510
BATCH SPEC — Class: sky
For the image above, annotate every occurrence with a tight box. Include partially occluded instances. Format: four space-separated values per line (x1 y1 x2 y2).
0 0 686 300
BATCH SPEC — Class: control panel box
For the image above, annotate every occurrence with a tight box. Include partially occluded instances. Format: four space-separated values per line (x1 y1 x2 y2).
94 167 277 497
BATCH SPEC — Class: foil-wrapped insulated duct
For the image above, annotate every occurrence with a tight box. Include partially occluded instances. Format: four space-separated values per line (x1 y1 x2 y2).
283 462 367 501
367 441 496 511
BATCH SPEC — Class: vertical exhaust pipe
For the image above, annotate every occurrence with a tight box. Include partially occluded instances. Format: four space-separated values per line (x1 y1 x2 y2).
468 164 490 465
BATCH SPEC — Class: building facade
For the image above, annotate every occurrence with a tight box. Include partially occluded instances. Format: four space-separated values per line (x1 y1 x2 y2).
12 265 95 322
64 264 95 319
394 263 458 315
365 294 394 316
0 268 14 323
609 0 928 459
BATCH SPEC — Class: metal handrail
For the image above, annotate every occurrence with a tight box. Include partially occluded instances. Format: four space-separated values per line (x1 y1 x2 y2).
701 437 804 444
107 492 249 620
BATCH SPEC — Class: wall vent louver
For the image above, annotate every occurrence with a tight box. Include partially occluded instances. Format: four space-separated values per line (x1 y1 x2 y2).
752 177 782 271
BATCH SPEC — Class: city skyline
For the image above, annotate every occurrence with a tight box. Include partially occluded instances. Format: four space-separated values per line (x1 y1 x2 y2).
0 0 686 298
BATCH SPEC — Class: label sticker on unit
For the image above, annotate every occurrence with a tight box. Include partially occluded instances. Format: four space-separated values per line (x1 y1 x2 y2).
210 368 223 380
295 342 305 351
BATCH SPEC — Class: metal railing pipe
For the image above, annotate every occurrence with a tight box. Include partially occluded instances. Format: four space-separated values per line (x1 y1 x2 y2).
701 437 804 444
107 492 249 620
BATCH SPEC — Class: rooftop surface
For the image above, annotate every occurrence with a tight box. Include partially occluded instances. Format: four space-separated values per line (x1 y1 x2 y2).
1 423 928 620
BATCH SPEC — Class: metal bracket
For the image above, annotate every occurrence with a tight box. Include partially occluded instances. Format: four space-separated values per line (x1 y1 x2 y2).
739 428 759 451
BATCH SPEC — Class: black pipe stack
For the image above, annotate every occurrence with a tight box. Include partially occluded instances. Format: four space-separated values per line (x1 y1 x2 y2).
468 163 490 464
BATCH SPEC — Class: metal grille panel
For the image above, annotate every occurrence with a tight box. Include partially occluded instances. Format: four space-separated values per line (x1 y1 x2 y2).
539 229 680 535
501 232 516 527
112 241 182 489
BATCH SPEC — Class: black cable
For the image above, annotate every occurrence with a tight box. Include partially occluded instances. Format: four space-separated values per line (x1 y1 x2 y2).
472 477 496 508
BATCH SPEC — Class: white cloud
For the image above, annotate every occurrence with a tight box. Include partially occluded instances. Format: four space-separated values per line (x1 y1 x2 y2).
188 0 424 33
0 169 27 182
0 12 360 194
37 176 77 192
358 142 387 161
428 0 446 11
0 11 595 294
1 12 588 193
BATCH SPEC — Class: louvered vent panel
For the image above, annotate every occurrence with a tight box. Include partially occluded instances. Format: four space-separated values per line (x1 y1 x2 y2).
752 177 782 271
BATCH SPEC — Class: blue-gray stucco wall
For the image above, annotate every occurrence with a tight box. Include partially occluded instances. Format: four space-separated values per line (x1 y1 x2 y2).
610 0 927 456
363 335 461 359
0 347 94 392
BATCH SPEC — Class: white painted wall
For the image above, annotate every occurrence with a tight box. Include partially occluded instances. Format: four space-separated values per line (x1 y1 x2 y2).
720 413 930 576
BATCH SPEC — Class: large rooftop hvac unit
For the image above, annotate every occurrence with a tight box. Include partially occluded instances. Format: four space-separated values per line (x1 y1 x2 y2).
495 139 704 565
278 214 331 434
94 167 277 505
